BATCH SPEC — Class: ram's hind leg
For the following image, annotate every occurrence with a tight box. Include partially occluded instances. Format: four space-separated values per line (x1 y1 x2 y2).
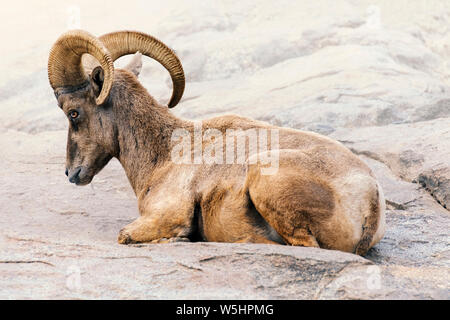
246 150 338 249
289 228 320 247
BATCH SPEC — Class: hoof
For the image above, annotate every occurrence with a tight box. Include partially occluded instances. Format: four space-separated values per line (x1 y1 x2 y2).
167 237 191 243
151 238 168 243
118 229 136 244
150 237 191 244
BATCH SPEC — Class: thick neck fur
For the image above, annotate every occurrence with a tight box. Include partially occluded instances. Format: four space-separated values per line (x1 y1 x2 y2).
110 70 189 194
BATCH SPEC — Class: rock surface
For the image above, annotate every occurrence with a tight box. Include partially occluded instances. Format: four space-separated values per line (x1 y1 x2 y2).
0 0 449 299
331 118 450 209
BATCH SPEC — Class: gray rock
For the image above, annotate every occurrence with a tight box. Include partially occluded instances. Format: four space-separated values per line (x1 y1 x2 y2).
0 130 448 299
418 167 450 210
1 0 450 300
331 118 450 209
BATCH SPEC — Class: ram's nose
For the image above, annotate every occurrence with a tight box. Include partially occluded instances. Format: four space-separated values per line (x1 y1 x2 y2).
65 168 69 176
68 167 81 184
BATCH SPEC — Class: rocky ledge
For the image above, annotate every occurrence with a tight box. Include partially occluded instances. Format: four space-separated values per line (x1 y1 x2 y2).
0 0 449 299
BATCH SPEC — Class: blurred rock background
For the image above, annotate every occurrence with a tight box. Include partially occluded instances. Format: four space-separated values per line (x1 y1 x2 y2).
0 0 448 299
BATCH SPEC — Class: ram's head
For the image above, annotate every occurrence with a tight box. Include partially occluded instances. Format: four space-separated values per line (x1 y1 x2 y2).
48 30 185 185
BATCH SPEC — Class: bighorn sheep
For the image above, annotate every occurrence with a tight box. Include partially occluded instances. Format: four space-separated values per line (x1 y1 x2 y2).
48 30 385 255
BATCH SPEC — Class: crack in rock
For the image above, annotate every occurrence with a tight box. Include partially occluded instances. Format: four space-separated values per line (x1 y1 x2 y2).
0 260 54 267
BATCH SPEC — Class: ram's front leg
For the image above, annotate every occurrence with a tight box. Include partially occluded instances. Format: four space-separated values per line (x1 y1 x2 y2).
118 211 193 244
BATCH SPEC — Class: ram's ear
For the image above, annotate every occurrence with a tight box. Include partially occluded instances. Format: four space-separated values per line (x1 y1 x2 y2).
90 66 104 97
124 52 143 77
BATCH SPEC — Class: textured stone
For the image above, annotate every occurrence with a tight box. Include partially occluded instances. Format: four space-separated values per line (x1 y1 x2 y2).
331 118 450 209
1 0 449 299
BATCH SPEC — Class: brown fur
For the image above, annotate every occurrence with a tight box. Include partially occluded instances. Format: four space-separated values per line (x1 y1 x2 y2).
56 60 385 256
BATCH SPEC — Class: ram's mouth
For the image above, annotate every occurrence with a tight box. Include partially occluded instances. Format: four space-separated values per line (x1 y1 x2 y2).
68 166 94 186
74 176 93 186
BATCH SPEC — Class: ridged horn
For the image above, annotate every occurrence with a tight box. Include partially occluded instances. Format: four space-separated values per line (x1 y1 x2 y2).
48 30 114 105
99 31 185 108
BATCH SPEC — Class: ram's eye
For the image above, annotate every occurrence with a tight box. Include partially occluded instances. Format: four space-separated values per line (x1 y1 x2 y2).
69 110 79 119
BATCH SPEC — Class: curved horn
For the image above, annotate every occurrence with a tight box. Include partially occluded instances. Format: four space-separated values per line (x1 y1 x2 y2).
48 30 114 105
99 31 185 108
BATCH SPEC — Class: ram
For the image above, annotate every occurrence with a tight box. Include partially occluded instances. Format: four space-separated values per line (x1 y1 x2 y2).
48 30 385 255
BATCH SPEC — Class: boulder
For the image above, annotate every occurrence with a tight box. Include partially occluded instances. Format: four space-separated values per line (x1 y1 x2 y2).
0 0 449 299
331 118 450 209
0 130 448 299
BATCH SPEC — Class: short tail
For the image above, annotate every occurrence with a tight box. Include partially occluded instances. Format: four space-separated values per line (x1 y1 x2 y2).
354 186 381 256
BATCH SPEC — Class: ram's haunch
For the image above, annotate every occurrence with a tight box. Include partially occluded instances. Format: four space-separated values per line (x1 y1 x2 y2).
48 30 385 255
